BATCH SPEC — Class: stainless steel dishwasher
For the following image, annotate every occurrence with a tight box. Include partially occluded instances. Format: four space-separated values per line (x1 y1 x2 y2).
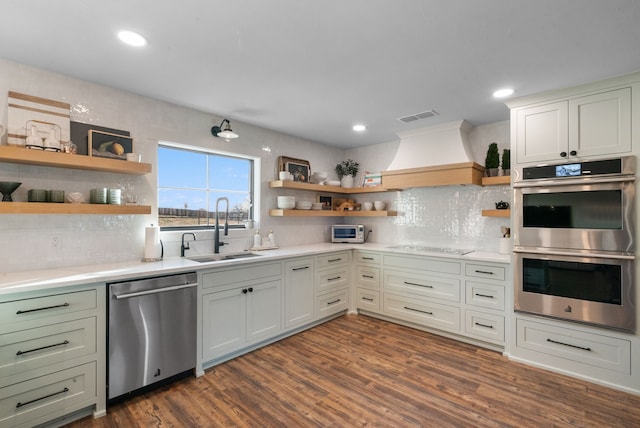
108 271 197 401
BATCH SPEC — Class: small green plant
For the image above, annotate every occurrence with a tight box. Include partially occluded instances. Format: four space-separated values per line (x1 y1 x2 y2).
335 159 359 178
501 149 511 170
485 143 500 169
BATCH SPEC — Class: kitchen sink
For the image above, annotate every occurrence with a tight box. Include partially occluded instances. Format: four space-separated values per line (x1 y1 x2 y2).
187 252 262 263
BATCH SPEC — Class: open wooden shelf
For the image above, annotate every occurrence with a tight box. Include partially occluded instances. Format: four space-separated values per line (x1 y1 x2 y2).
269 180 398 194
481 176 511 186
481 209 511 218
0 202 151 215
0 146 151 175
270 209 398 217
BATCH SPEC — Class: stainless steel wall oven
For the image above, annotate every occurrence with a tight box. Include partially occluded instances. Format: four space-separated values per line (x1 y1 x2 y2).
513 157 636 331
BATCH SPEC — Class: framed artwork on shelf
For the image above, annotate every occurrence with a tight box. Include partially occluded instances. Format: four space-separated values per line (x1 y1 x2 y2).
286 161 311 182
316 195 333 210
88 130 133 160
277 155 310 173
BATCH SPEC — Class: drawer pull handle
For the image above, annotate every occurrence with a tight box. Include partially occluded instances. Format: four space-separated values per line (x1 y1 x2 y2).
328 258 342 263
328 276 341 281
327 298 342 305
16 302 70 314
404 281 433 289
16 340 70 356
362 257 374 260
16 387 69 408
362 274 374 279
292 266 310 271
403 306 433 315
362 297 374 302
474 322 494 329
474 270 494 275
546 338 592 351
475 293 494 299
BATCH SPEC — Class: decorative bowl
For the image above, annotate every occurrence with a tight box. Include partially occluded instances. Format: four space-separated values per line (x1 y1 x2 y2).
325 180 341 187
0 181 21 202
277 196 295 209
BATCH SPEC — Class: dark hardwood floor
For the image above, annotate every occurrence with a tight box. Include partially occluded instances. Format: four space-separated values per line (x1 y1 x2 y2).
69 314 640 427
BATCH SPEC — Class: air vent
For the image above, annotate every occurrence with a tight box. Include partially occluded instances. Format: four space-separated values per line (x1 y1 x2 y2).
398 110 439 123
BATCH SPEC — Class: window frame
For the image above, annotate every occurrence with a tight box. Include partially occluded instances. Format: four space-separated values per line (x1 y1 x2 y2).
157 141 260 231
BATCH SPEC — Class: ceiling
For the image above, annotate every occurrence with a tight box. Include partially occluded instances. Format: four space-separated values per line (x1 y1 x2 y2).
2 1 640 149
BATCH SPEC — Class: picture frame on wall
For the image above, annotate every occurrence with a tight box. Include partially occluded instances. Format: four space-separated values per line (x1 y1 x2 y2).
88 130 133 160
316 195 333 210
286 161 311 182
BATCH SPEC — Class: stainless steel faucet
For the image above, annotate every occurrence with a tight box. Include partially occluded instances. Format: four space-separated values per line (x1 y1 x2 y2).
180 232 196 257
214 197 229 253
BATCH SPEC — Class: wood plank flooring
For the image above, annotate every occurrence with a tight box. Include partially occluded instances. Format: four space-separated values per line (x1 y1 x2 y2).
68 314 640 427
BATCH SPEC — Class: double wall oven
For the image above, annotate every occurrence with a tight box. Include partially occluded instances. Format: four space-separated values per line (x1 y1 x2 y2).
513 156 636 331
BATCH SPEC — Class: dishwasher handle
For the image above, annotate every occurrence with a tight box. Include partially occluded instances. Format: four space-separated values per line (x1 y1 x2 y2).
113 283 198 300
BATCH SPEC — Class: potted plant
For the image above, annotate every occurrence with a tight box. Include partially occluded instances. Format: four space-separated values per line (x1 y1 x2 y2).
335 159 359 188
501 149 511 177
484 143 500 177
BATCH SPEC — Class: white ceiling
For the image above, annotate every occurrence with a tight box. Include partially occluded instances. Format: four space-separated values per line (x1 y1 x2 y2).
2 0 640 149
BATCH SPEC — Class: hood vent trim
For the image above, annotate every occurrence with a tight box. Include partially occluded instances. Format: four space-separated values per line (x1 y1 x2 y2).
398 110 439 123
382 162 485 189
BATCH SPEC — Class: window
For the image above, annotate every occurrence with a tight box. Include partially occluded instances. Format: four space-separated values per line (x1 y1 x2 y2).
158 144 255 229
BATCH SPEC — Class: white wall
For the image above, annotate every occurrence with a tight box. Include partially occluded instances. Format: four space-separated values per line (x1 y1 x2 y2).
0 58 511 273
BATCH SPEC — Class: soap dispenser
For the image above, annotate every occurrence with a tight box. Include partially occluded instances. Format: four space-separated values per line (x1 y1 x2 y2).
268 230 276 247
253 230 262 248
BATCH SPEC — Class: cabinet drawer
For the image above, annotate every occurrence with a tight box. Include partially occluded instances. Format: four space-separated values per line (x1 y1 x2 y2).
384 269 460 302
465 263 505 281
0 362 96 428
465 281 505 311
316 290 348 318
516 319 631 374
0 318 96 379
315 251 351 268
383 293 460 333
202 262 282 290
355 251 381 265
384 254 461 275
356 289 380 312
315 266 350 295
464 310 505 344
0 290 97 328
356 266 380 290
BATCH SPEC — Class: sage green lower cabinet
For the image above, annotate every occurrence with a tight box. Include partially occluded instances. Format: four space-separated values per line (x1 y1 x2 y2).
0 284 106 428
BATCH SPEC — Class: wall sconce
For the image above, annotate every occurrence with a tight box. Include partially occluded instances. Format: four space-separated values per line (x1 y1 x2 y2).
211 119 239 141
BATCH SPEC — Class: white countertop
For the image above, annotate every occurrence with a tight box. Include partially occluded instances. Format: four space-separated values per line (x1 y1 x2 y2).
0 243 510 296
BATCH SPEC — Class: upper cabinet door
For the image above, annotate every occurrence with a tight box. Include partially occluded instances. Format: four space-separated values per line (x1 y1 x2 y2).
568 87 631 158
516 101 569 164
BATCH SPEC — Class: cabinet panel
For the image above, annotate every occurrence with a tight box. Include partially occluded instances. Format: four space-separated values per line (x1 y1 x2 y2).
315 265 350 295
316 289 348 319
516 101 568 164
284 258 314 329
384 269 460 302
356 288 380 312
315 251 351 268
465 281 505 311
516 319 631 374
202 262 282 290
202 289 246 360
384 254 461 275
355 251 382 265
0 290 97 327
383 293 460 333
356 266 380 290
465 263 505 282
246 280 282 343
464 310 505 344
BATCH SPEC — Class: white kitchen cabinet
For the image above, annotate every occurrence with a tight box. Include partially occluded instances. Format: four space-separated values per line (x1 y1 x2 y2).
315 251 351 318
355 250 382 312
513 87 632 165
284 257 315 329
0 284 106 427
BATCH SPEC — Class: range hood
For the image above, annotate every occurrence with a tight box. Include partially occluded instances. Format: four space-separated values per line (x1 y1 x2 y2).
381 120 484 189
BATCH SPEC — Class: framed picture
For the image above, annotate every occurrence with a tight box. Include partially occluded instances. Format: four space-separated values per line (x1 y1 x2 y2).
88 130 133 160
71 121 130 156
286 161 311 183
316 195 333 210
277 155 310 172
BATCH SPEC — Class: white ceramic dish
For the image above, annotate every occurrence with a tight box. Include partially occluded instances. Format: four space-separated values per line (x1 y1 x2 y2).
325 180 341 187
277 196 295 209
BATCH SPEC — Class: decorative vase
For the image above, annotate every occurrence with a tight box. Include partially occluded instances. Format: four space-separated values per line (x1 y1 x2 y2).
501 169 511 177
486 168 500 177
340 175 354 188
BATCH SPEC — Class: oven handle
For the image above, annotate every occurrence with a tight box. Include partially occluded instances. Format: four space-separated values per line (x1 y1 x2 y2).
513 175 634 188
513 247 635 260
113 283 198 300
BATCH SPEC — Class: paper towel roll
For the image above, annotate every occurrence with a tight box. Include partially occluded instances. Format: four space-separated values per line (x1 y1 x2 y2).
144 226 162 259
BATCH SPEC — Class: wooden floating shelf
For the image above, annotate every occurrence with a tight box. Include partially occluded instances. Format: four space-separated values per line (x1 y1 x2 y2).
481 176 511 186
481 209 511 218
270 209 398 217
0 146 151 175
0 202 151 215
269 180 398 194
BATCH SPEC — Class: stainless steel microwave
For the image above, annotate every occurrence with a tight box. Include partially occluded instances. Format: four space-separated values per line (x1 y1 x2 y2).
331 224 366 243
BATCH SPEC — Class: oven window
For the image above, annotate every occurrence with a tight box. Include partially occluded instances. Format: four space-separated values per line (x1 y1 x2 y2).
522 258 622 304
523 190 622 229
334 228 356 239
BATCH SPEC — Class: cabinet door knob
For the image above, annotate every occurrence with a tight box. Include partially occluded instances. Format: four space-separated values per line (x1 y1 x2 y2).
560 151 567 157
248 287 254 293
242 289 248 294
569 150 577 156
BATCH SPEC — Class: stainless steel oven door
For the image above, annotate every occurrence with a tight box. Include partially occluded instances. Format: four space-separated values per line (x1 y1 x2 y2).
513 176 635 252
514 249 635 331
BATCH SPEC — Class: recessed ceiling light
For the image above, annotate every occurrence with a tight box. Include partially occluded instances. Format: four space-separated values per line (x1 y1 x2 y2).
493 88 514 98
117 30 147 47
352 124 366 132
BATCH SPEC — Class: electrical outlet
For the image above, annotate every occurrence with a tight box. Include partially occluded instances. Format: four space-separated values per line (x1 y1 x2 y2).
52 236 61 248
